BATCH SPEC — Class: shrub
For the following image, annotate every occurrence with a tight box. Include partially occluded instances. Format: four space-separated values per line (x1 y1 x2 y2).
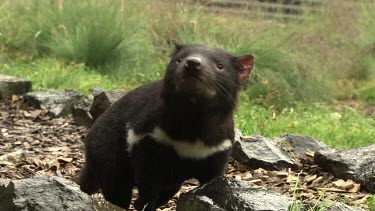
48 0 147 69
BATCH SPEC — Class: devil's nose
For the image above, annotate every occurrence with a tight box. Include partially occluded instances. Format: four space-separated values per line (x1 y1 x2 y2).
185 57 202 71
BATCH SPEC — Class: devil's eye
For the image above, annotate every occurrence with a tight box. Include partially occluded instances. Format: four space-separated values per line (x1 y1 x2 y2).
217 63 224 69
176 57 183 63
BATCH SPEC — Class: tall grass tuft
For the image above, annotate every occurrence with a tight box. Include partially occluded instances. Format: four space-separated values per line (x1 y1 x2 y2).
48 0 138 68
0 0 154 70
0 1 55 59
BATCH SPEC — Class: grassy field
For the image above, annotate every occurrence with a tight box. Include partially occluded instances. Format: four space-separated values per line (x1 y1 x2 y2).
0 0 374 149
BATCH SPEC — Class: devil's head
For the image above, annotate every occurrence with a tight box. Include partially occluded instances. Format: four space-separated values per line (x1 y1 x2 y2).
162 44 254 110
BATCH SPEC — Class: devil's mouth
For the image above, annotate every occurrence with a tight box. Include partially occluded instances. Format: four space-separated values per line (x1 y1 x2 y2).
175 76 216 97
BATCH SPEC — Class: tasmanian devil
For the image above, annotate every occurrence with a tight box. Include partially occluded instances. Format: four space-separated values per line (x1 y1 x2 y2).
78 44 254 211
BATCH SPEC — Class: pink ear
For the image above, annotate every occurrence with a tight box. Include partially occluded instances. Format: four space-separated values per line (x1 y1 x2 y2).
236 54 254 86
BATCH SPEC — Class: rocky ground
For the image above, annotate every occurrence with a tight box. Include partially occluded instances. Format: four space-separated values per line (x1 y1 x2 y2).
0 100 372 210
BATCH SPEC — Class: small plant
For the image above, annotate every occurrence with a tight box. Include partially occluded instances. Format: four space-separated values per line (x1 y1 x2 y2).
288 174 333 211
368 194 375 211
289 172 304 211
308 190 332 211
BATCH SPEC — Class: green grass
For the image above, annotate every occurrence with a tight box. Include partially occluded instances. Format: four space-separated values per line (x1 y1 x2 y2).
0 58 119 93
235 96 375 149
0 57 165 93
368 194 375 210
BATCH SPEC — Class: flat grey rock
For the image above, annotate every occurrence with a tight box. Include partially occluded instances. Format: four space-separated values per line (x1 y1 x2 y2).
315 144 375 193
89 87 105 98
177 176 291 211
0 151 26 166
22 90 84 117
232 135 296 170
328 202 366 211
0 74 32 99
72 98 94 128
89 90 127 120
0 176 93 211
278 134 329 158
177 195 225 211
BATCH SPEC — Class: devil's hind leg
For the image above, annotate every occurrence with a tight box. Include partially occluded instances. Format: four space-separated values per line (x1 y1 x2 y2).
99 163 134 209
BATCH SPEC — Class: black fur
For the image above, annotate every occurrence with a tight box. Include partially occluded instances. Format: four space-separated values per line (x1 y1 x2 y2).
78 44 254 210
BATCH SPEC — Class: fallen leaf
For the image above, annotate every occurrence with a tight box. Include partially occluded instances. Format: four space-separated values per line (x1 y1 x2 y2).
305 174 317 183
348 184 361 193
57 157 73 163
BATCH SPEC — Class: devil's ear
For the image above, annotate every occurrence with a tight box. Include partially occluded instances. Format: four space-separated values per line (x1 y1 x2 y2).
174 42 184 50
235 54 254 86
170 42 184 57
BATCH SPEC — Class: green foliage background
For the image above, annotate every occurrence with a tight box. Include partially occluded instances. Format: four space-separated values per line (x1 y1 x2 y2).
0 0 374 148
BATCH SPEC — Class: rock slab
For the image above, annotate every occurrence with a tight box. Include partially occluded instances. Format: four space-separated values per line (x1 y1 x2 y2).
232 135 296 170
328 202 366 211
89 90 126 120
0 74 32 99
0 176 93 211
177 176 291 211
0 151 26 166
278 134 329 158
22 90 84 117
315 144 375 193
72 98 94 128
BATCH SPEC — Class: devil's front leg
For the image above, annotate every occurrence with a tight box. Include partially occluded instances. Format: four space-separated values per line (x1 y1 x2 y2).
131 138 170 211
195 149 232 185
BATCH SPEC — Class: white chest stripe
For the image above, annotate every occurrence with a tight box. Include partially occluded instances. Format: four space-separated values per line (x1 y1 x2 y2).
127 127 232 159
127 128 145 153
